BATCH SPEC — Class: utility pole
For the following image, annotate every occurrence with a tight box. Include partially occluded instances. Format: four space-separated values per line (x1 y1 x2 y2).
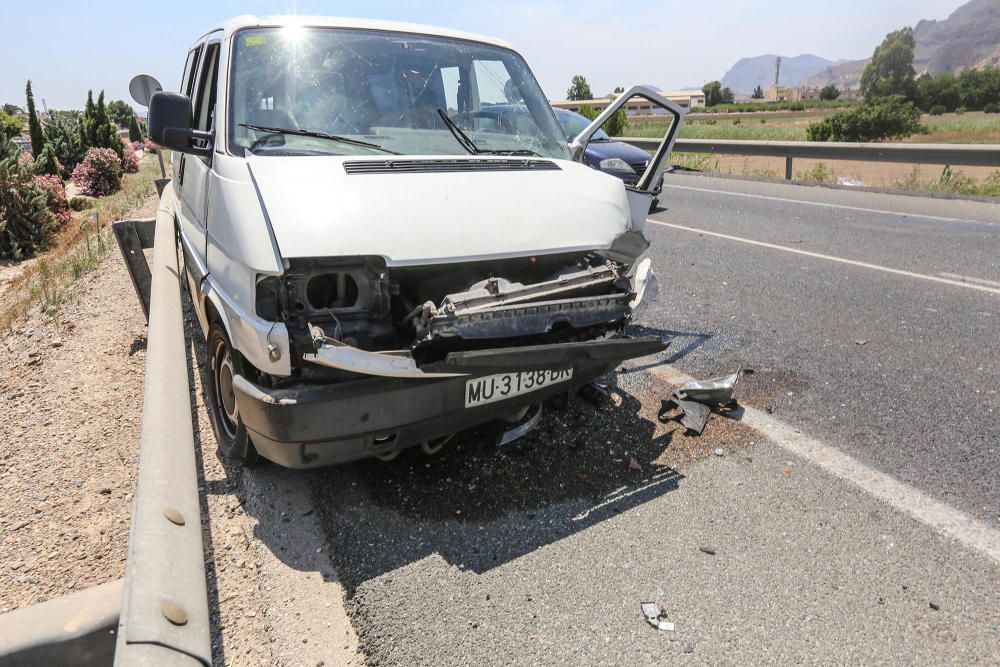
774 56 782 88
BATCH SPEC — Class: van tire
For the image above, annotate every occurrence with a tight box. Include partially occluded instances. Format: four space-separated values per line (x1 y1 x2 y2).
205 323 260 467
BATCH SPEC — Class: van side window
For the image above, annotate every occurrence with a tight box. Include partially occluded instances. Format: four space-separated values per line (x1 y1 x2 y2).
193 43 220 134
182 46 203 98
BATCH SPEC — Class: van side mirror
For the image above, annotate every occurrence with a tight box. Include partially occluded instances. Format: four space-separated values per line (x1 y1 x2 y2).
148 92 212 158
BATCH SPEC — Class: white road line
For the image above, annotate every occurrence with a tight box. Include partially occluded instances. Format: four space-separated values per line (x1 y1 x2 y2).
648 220 1000 296
661 182 998 226
939 272 1000 289
649 366 1000 566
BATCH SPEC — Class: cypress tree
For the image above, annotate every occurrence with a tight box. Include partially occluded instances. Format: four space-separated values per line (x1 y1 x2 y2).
80 90 96 148
25 80 44 158
128 113 144 142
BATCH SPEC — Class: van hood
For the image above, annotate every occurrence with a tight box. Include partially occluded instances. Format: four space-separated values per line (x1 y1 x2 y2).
246 154 633 266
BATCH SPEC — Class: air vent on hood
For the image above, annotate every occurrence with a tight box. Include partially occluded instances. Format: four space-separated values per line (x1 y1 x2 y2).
343 159 561 175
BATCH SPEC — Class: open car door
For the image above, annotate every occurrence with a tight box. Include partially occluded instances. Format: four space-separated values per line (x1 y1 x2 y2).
569 85 686 226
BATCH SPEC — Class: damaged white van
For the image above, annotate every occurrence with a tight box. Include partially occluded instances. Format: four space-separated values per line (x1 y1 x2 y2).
146 15 684 467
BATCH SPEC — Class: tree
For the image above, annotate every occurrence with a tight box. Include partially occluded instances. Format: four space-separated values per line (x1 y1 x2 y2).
566 75 593 101
106 99 134 128
751 85 764 99
602 94 628 137
577 104 598 121
613 86 625 94
44 116 84 177
860 27 916 100
702 81 724 106
128 113 144 142
719 87 735 104
25 80 44 158
1 111 24 140
806 95 923 142
79 90 123 158
34 143 62 177
820 84 840 101
2 103 22 115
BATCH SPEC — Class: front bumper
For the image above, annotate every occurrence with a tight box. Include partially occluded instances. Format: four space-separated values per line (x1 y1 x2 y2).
234 336 665 468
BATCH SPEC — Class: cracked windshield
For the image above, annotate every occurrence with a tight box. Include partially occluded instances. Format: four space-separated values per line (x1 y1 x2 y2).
229 27 571 159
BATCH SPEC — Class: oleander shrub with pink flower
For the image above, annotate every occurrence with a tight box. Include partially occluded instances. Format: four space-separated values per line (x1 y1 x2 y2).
143 137 157 154
35 175 71 227
71 147 122 197
121 141 139 173
131 141 143 152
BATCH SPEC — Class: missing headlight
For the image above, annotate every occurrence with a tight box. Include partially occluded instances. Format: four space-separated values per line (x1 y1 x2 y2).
255 275 282 321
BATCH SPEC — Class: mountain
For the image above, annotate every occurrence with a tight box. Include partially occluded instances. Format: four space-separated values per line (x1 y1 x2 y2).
721 54 835 94
802 0 1000 88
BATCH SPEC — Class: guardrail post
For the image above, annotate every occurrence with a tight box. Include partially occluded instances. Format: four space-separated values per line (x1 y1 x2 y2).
784 156 793 180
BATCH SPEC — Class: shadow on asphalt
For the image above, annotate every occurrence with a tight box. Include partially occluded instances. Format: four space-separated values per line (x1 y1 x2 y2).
289 373 686 596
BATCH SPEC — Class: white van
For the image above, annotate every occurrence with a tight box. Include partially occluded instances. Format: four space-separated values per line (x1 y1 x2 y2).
146 15 684 468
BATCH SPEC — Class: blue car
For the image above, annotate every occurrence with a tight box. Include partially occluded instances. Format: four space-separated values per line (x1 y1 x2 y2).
473 105 661 207
551 108 660 194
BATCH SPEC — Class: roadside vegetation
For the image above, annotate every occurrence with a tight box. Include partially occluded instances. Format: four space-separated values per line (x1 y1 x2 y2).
1 154 161 333
1 79 162 332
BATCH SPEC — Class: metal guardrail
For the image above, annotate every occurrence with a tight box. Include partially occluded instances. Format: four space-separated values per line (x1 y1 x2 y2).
620 138 1000 180
0 184 211 666
113 187 211 666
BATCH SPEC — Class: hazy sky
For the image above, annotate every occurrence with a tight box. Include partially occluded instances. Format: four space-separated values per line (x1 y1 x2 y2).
0 0 968 110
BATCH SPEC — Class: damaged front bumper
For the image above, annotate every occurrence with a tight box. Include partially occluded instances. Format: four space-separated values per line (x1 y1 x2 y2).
234 336 665 468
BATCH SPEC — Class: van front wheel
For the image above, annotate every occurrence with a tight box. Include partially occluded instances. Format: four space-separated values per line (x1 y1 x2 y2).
206 323 260 467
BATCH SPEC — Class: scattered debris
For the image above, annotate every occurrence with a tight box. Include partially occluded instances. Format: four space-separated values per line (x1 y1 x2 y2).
699 546 717 555
854 339 868 346
578 381 610 406
626 453 642 471
929 602 940 611
677 396 711 434
683 643 694 654
641 602 675 631
658 370 742 436
713 448 725 457
681 372 740 406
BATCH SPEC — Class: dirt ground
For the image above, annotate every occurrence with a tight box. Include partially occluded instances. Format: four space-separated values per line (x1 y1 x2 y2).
0 186 358 664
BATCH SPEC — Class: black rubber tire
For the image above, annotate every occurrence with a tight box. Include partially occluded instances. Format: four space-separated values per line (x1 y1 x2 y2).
205 323 260 467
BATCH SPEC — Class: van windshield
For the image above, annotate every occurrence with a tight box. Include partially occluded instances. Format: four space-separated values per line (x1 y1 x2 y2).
228 27 571 160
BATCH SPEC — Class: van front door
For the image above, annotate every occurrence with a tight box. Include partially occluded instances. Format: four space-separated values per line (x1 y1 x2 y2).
176 38 221 287
569 86 686 227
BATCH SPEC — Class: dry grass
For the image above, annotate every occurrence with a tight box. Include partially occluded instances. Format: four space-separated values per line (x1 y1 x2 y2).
0 155 164 333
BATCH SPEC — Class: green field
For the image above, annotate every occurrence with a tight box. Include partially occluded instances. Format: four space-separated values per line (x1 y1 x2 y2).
623 112 1000 144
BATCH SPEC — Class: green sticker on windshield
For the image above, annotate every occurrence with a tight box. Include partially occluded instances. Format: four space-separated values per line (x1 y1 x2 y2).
245 35 266 47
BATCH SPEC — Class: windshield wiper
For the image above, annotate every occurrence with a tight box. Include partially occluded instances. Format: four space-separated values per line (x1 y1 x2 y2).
435 110 540 157
436 110 478 155
241 123 399 155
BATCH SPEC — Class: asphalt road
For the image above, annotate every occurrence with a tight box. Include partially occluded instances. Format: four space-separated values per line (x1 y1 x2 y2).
279 176 1000 665
645 175 1000 519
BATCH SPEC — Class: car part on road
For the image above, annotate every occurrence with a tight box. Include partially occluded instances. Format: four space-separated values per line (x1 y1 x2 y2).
680 371 741 406
658 370 743 436
640 602 675 631
498 403 543 446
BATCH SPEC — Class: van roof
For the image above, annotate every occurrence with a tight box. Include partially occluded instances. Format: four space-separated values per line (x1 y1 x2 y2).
197 15 513 50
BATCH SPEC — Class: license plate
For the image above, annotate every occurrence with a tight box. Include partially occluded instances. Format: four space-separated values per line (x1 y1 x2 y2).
465 369 574 408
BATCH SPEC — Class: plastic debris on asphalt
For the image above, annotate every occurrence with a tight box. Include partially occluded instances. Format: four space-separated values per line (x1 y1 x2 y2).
658 370 742 436
626 453 642 471
681 372 740 406
641 602 675 631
